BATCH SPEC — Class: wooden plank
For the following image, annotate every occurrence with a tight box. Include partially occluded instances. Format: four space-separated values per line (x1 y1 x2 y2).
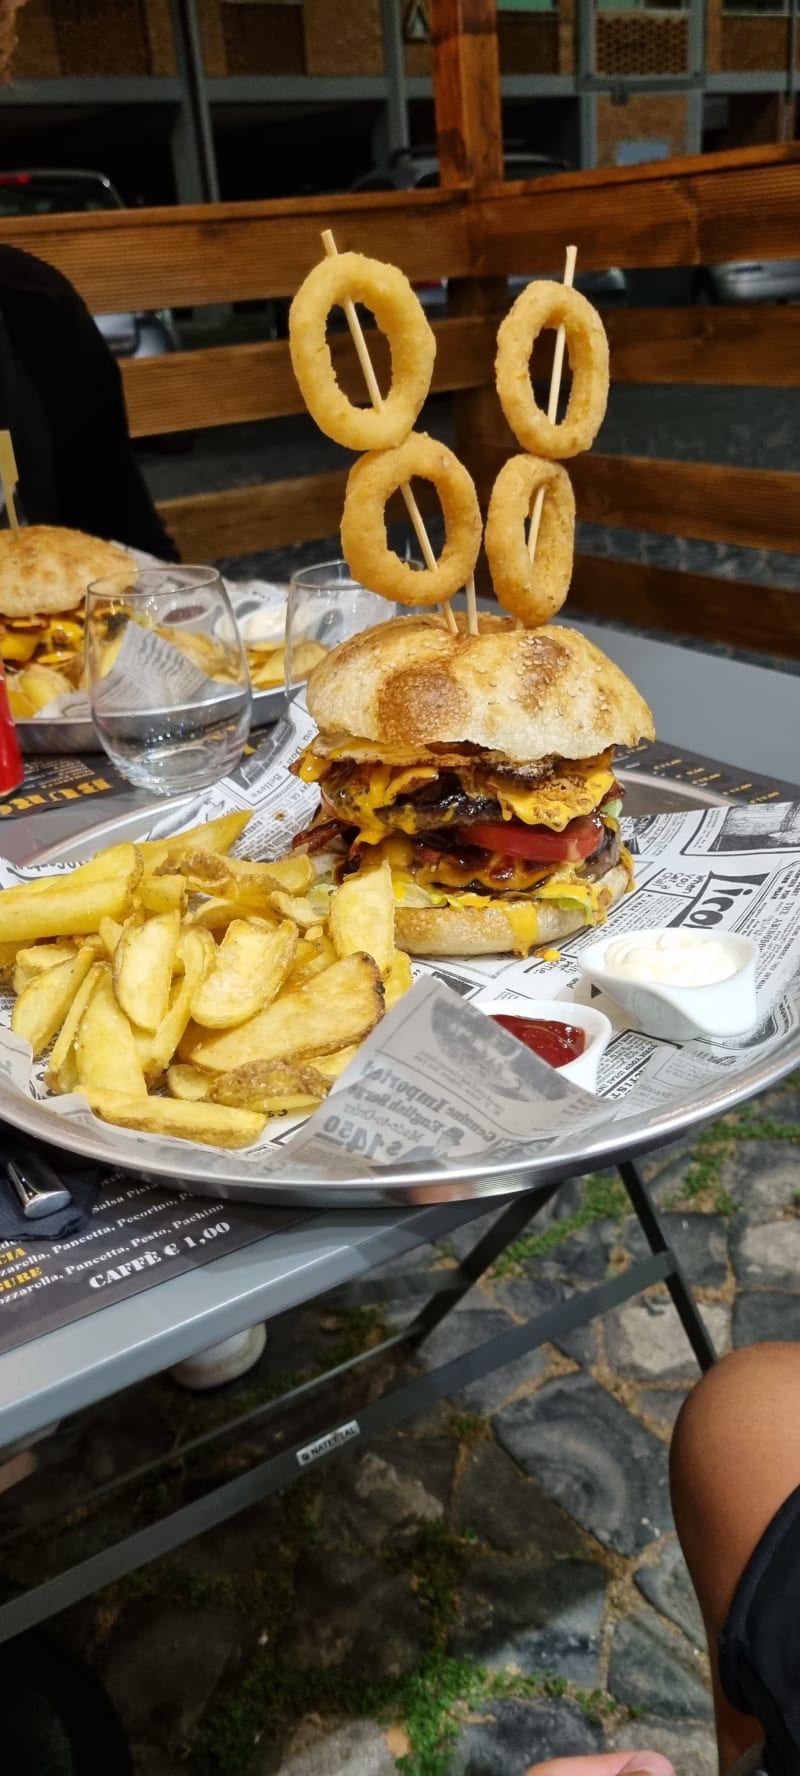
433 0 504 185
606 305 800 386
157 468 441 563
570 553 800 659
0 143 798 314
571 455 800 554
120 314 499 437
0 191 472 315
470 143 800 275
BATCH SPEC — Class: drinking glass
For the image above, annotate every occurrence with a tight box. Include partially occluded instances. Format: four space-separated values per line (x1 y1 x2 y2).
285 560 396 702
86 566 252 795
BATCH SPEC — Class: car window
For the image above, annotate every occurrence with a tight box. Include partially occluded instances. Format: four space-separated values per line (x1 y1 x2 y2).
0 178 118 217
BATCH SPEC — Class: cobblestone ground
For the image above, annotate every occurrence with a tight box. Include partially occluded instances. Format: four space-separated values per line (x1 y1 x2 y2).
2 1075 798 1774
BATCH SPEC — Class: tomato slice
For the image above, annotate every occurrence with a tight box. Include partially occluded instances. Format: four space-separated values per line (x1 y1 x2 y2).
462 814 604 862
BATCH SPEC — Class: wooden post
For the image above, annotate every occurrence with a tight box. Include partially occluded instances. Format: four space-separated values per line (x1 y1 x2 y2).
432 0 503 185
431 0 513 594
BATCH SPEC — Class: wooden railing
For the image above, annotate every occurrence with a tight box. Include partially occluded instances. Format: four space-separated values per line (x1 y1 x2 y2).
0 142 799 659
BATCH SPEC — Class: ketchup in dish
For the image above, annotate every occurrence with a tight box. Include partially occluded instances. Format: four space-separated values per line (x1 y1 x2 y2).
492 1015 586 1069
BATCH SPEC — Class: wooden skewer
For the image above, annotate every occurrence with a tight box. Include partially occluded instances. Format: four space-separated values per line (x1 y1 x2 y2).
321 229 459 636
0 431 20 531
465 574 478 636
527 243 578 564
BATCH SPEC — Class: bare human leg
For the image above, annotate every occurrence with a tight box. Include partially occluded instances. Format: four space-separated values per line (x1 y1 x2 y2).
670 1341 800 1775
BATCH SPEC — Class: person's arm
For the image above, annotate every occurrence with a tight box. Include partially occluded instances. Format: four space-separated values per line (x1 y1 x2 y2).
524 1755 675 1776
8 261 180 560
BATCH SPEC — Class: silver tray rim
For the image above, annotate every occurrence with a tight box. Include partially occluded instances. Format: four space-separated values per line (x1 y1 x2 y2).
5 772 797 1207
17 685 286 756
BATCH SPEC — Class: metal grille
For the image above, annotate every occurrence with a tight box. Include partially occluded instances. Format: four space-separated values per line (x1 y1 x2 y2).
51 0 153 77
596 12 689 76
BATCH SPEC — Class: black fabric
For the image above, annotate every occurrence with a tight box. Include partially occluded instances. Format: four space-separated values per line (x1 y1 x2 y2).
0 243 178 560
720 1479 800 1776
0 1630 133 1775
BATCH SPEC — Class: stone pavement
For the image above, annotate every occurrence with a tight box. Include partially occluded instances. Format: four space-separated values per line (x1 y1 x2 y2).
1 1074 798 1775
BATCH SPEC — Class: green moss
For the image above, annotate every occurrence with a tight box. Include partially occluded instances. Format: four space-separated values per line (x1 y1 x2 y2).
492 1173 628 1276
448 1410 489 1443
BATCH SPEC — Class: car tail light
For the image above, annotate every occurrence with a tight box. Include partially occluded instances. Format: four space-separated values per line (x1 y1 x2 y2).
0 174 33 186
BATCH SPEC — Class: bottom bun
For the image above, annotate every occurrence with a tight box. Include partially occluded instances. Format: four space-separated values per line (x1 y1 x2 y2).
395 862 630 958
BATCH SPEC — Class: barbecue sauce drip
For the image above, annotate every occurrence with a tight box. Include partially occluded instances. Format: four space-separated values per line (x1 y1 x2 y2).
492 1015 586 1068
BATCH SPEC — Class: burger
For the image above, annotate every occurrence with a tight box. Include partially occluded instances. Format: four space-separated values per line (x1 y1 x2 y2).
292 612 654 956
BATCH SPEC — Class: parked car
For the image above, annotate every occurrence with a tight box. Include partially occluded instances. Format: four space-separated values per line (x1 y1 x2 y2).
350 149 628 310
0 169 180 360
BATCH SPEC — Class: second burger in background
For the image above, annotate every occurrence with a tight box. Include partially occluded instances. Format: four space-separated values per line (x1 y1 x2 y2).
292 611 655 957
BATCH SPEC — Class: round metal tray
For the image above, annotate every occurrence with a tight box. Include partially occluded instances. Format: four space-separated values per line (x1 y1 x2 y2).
2 771 796 1207
17 685 285 756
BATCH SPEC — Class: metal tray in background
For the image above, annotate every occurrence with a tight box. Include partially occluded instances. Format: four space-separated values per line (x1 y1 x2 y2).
17 684 286 757
4 768 798 1208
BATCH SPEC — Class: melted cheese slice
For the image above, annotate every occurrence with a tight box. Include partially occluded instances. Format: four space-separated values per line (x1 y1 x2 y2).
485 755 615 831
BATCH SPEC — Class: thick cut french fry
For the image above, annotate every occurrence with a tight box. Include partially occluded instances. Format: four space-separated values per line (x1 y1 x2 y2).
98 916 123 959
186 953 385 1073
135 927 216 1081
12 941 78 995
329 859 396 978
85 1089 266 1149
64 842 143 886
185 897 276 934
384 949 413 1010
305 1045 359 1081
11 946 95 1057
46 962 105 1094
137 873 187 915
140 811 252 874
286 933 338 986
113 909 181 1033
267 892 324 930
190 918 298 1029
166 1063 213 1101
0 866 139 944
75 970 147 1097
208 1057 336 1111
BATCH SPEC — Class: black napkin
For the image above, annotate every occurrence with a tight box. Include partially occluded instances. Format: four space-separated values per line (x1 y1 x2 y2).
0 1150 109 1242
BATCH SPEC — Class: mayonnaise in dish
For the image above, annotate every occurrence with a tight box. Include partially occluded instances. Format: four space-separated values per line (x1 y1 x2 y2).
603 930 739 988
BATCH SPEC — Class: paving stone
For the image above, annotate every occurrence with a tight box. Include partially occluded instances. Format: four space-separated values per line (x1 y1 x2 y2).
662 1213 729 1289
281 1551 429 1680
445 1206 510 1261
609 1715 718 1776
450 1553 605 1683
734 1290 800 1346
635 1539 705 1647
267 1720 400 1776
453 1437 584 1559
317 1437 455 1549
494 1373 672 1556
491 1274 599 1368
608 1609 712 1718
725 1142 800 1212
605 1294 730 1381
636 1388 689 1434
101 1602 245 1738
731 1214 800 1289
417 1306 546 1415
449 1696 603 1774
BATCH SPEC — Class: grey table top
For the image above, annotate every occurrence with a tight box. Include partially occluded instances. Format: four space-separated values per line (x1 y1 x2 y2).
0 1198 489 1450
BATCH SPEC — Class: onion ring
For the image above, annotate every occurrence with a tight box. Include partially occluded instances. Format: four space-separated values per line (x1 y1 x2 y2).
495 282 609 458
341 432 482 608
484 454 575 626
289 251 436 451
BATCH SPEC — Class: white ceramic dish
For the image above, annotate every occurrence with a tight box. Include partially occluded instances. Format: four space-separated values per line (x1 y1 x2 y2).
475 999 613 1092
577 928 759 1043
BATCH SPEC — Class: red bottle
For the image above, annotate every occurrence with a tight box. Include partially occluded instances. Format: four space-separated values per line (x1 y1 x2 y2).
0 664 24 793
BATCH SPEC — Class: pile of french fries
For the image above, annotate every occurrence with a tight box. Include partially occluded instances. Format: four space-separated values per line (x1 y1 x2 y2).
0 812 412 1150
